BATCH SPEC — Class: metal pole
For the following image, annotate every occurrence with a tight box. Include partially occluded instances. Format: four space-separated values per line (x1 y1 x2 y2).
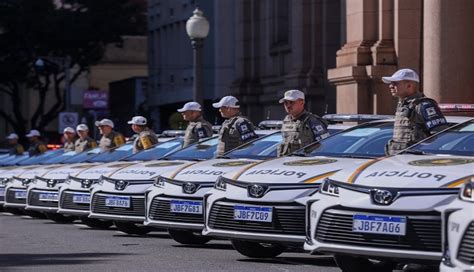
192 38 204 106
64 56 72 112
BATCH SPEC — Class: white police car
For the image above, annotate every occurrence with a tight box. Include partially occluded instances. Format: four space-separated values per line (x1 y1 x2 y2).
439 179 474 271
304 118 474 271
203 119 396 258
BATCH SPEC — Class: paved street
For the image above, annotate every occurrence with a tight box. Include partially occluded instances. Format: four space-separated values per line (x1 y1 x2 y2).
0 212 340 272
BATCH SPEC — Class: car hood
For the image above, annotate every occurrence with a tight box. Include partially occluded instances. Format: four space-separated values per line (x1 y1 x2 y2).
72 161 139 180
0 165 40 179
223 156 371 184
40 162 101 180
161 158 259 181
106 160 195 180
331 154 474 188
16 164 64 179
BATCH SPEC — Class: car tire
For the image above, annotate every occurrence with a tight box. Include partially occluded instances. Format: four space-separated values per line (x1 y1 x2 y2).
45 213 76 223
5 207 25 215
25 210 47 219
334 255 396 272
114 221 152 235
231 240 287 258
168 229 212 245
81 217 113 229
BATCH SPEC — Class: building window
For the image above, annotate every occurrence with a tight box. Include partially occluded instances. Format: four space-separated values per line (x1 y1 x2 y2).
271 0 290 47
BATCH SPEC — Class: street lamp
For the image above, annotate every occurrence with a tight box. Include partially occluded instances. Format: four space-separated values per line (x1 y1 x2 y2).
186 8 209 106
35 56 72 112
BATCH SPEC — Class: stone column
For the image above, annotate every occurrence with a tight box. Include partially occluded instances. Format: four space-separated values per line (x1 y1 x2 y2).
423 0 474 104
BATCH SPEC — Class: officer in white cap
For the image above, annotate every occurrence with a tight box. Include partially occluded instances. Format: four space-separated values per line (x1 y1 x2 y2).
382 68 447 155
6 133 24 155
62 127 77 152
178 102 213 148
74 124 97 152
212 96 258 156
95 119 125 151
277 90 329 157
25 129 47 156
128 116 158 153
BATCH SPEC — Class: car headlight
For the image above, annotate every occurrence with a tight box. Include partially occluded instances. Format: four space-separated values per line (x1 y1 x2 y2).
214 176 227 191
154 176 165 188
0 178 10 185
319 178 339 197
460 179 474 202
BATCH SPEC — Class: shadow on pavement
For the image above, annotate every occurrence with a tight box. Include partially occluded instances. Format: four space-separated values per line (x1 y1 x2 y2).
237 256 337 267
172 243 234 250
0 252 131 268
112 233 170 239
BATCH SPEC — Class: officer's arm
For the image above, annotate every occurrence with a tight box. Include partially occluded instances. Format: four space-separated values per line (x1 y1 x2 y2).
416 101 449 134
236 119 258 142
38 144 48 153
114 134 126 147
140 135 154 150
17 145 24 155
308 117 330 141
90 141 98 148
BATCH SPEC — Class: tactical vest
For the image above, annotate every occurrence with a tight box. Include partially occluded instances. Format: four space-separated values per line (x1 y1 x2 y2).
63 141 76 152
183 117 213 148
133 128 158 153
277 111 329 157
9 144 24 155
99 131 125 151
75 137 97 152
216 115 256 156
28 141 47 156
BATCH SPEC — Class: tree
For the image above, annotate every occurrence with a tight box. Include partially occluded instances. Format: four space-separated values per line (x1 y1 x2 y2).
0 0 146 137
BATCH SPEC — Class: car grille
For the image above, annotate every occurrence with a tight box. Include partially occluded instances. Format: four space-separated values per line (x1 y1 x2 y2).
315 208 442 252
208 200 306 236
60 190 90 211
457 221 474 264
148 196 203 224
91 193 145 217
0 186 5 202
5 187 27 204
28 189 58 207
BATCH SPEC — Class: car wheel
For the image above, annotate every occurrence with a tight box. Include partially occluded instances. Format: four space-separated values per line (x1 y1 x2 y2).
334 255 396 272
81 217 113 229
168 229 212 245
231 240 287 258
5 207 25 215
24 210 47 219
45 213 76 223
114 221 152 235
0 205 4 212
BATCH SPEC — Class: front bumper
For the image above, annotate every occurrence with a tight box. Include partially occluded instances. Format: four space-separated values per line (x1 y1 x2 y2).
89 191 145 222
58 189 91 216
26 188 60 212
145 195 204 230
4 186 28 208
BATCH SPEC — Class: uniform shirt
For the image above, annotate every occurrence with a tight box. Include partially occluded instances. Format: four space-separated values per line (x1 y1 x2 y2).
63 140 76 152
183 116 213 148
9 143 24 155
99 130 126 151
74 137 97 153
133 128 158 153
216 113 258 156
385 92 448 155
28 141 47 156
277 111 329 157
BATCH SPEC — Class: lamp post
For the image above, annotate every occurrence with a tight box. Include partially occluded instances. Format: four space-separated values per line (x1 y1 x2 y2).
35 56 72 111
186 8 210 106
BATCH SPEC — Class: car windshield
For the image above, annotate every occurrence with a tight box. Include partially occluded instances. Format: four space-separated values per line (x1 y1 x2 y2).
407 119 474 156
42 150 87 164
15 149 64 166
123 138 183 161
225 132 282 159
59 147 104 164
302 121 394 158
164 137 219 161
2 154 30 166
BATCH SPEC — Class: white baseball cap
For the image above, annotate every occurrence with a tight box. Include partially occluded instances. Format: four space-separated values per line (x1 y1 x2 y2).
95 118 114 128
382 68 420 84
63 127 75 134
279 90 305 103
177 102 202 112
212 96 240 108
26 129 41 138
127 116 147 125
76 124 89 131
6 133 19 140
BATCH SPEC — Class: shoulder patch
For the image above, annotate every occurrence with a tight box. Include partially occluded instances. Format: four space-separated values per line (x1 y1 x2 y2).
307 116 329 140
418 101 447 130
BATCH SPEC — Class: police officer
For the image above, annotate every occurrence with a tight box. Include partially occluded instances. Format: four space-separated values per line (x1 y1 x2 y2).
178 102 213 148
277 90 329 157
382 68 448 155
74 124 97 152
95 119 126 151
213 96 258 156
25 129 47 156
6 133 24 155
63 127 76 152
128 116 158 153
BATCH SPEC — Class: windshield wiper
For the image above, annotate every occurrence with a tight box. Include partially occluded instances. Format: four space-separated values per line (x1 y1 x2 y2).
289 152 307 157
216 155 231 159
402 150 432 155
338 154 376 159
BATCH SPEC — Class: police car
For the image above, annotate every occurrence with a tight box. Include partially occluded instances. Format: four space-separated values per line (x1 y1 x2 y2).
304 117 474 271
58 138 182 228
439 179 474 271
203 119 397 258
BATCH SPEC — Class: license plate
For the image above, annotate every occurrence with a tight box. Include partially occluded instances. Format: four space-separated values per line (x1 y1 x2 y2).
170 200 203 214
353 214 406 236
14 190 27 199
39 192 59 202
234 205 272 223
72 193 90 204
105 196 130 208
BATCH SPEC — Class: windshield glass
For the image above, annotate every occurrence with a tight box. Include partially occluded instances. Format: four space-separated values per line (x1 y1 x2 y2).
304 121 393 158
16 149 64 166
226 132 282 159
124 138 183 161
408 119 474 156
42 150 85 164
60 147 104 164
164 137 219 161
2 154 30 166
